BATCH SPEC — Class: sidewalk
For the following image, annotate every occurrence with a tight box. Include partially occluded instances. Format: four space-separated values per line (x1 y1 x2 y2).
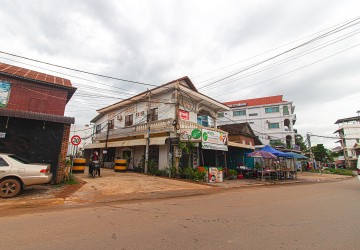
0 168 353 210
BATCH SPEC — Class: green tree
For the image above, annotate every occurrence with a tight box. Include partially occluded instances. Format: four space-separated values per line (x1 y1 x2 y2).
295 134 307 152
311 144 334 162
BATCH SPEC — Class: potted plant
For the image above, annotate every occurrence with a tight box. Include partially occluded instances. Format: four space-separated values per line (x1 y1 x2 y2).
228 169 238 180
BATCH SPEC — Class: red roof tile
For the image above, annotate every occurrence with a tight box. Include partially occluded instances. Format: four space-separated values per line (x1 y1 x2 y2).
224 95 287 107
0 62 73 88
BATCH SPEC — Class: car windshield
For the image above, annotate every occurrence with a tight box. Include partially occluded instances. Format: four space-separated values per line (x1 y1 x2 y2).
8 154 31 164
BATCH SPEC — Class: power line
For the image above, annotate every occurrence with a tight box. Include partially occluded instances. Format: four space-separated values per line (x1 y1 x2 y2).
193 16 360 81
212 43 360 98
0 56 139 96
197 17 360 90
201 29 360 91
0 51 157 87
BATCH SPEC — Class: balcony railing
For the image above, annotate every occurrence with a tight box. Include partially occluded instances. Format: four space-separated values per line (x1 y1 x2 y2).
94 118 226 141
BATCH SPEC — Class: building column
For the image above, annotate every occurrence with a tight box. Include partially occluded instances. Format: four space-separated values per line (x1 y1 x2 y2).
55 124 71 183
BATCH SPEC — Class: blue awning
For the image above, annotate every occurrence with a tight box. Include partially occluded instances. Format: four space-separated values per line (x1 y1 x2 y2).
287 152 308 159
261 145 293 158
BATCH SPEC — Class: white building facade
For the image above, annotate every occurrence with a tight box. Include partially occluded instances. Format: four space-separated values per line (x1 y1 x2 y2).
334 116 360 168
217 95 297 148
84 77 230 171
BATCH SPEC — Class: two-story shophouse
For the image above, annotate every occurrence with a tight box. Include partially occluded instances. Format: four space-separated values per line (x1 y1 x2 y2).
0 62 76 183
85 76 231 171
217 95 297 148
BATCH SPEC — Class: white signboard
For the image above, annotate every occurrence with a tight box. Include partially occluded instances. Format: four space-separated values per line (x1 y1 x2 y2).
202 129 228 151
0 132 6 138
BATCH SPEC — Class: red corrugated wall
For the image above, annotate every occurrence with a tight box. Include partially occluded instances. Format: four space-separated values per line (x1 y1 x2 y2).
1 76 68 116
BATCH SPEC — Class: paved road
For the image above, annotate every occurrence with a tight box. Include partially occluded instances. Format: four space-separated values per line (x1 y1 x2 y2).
1 178 359 250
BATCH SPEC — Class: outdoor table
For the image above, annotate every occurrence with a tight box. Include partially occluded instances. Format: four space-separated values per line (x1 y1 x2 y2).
258 169 276 180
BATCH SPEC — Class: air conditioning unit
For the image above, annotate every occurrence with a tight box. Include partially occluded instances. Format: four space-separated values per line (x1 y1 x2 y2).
117 115 122 121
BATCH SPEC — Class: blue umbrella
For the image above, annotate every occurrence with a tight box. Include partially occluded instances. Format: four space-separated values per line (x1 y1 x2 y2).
261 145 294 158
247 151 277 159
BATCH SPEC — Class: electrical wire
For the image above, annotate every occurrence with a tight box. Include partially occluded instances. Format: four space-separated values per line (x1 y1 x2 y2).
212 43 360 98
201 29 360 91
0 51 157 87
193 16 360 82
197 17 360 89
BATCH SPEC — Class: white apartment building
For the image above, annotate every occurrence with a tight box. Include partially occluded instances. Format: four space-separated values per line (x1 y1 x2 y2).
217 95 297 148
334 115 360 168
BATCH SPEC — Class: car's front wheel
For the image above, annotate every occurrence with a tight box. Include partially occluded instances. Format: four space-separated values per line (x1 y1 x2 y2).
0 178 22 198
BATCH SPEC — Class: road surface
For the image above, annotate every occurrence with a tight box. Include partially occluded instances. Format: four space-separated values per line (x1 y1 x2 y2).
1 178 359 249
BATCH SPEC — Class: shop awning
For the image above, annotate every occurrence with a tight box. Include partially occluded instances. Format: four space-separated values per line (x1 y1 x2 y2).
83 142 106 149
150 137 168 145
108 139 146 147
228 141 255 149
84 137 168 149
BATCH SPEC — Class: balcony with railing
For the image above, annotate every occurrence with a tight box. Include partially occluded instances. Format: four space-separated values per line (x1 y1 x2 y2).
93 118 226 142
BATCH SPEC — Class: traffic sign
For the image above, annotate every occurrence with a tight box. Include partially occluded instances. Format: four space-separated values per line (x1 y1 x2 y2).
71 135 81 146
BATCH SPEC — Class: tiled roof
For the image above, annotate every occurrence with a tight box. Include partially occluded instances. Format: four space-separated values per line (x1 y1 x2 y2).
0 62 72 88
335 116 360 124
224 95 286 107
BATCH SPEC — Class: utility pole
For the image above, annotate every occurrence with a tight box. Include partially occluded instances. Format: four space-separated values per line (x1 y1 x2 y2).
144 90 151 174
104 121 110 166
340 135 349 168
307 133 313 162
174 83 180 174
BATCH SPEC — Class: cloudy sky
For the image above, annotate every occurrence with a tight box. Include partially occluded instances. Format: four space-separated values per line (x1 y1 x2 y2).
1 0 359 149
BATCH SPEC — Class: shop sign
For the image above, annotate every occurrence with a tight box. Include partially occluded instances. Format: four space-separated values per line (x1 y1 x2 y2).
0 132 5 138
208 167 223 183
0 80 11 108
170 137 179 145
201 128 228 151
179 128 202 141
178 109 189 120
202 143 228 151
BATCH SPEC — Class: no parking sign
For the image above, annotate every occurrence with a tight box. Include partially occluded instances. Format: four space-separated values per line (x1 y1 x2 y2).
71 135 81 146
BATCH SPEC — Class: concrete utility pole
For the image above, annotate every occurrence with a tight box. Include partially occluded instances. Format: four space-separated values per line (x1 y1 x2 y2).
340 135 349 168
144 90 151 174
307 133 313 162
174 83 180 174
104 121 110 165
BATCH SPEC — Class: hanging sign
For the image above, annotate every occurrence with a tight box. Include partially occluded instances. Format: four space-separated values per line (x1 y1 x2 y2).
178 109 189 120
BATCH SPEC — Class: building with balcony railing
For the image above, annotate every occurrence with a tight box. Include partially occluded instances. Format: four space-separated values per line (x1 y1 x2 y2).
84 76 231 171
333 115 360 168
217 95 297 148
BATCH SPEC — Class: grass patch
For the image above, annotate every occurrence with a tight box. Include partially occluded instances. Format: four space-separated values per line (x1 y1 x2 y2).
311 168 355 176
62 174 79 185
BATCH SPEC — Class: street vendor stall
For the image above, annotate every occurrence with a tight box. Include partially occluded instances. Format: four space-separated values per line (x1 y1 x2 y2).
246 146 296 180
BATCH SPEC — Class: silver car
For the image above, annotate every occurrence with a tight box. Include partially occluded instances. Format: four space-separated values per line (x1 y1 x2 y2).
0 153 53 198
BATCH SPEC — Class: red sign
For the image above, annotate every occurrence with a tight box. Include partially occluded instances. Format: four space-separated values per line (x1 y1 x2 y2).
71 135 81 146
178 109 189 120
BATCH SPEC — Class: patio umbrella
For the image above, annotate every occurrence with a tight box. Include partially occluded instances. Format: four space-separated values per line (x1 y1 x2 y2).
247 151 277 159
261 145 293 158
